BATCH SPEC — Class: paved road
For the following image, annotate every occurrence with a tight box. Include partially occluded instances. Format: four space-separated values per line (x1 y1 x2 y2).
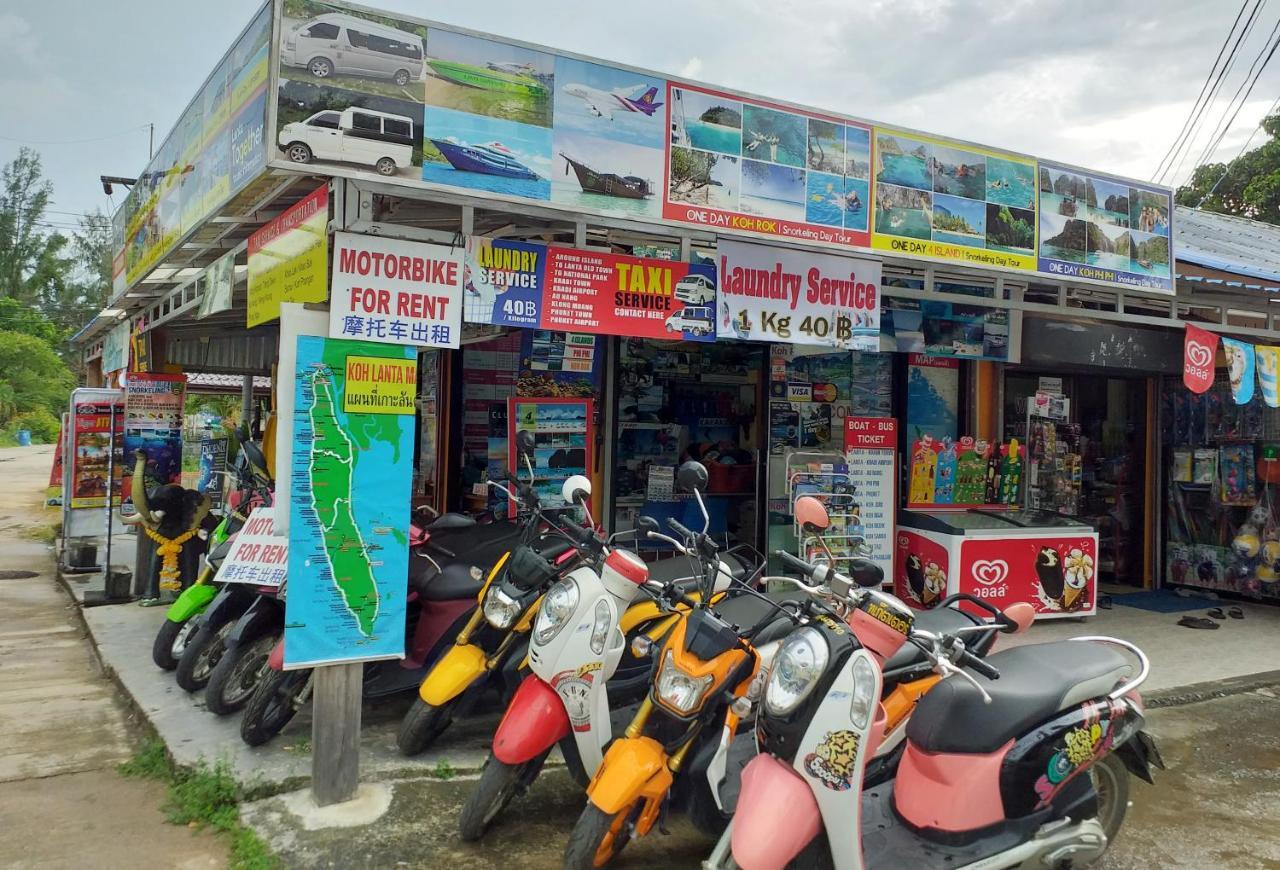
0 445 225 869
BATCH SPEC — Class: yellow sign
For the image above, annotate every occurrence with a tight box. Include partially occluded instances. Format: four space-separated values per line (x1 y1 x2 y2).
247 184 329 327
343 356 417 415
871 128 1037 272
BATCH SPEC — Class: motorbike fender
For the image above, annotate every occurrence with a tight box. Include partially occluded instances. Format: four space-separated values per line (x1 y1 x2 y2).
586 736 673 815
267 638 285 673
420 643 488 706
1115 731 1164 785
492 675 571 765
731 754 822 870
226 596 284 647
165 583 219 623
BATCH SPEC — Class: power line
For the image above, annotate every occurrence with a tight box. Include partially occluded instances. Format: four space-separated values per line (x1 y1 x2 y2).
1153 0 1253 180
1196 91 1280 205
1162 0 1268 184
0 124 152 148
1187 11 1280 173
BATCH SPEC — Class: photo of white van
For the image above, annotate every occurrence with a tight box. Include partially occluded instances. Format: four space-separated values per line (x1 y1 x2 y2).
665 306 714 337
278 107 415 176
673 273 716 305
281 13 424 88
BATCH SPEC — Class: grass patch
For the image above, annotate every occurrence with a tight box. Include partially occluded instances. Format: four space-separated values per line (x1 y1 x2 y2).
432 759 456 780
119 738 280 870
21 521 60 544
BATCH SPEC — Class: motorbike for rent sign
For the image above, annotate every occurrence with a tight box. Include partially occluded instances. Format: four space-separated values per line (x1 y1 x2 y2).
540 247 718 342
329 232 462 348
218 506 287 587
716 238 880 350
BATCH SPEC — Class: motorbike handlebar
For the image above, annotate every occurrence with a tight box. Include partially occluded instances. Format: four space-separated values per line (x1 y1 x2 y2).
958 648 1000 681
667 518 695 541
775 550 818 578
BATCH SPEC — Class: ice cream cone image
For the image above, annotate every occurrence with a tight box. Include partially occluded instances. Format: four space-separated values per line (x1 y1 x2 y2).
1062 547 1093 611
923 561 945 605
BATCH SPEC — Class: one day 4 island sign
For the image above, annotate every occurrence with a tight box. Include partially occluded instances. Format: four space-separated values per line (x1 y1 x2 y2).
284 336 418 668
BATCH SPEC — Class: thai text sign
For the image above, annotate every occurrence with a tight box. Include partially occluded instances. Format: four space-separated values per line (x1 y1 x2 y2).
716 238 880 350
329 233 462 348
343 356 418 415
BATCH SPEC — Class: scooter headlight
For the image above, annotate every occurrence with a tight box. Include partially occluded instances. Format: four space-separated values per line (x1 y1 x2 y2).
533 578 579 645
483 585 523 629
589 599 612 655
655 650 714 715
764 628 828 717
849 653 877 729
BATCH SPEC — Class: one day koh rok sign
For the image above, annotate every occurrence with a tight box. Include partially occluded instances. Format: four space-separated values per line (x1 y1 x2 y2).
329 233 462 348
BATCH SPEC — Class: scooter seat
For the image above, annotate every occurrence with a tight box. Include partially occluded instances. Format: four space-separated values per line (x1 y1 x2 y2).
416 561 485 601
425 512 477 531
881 606 987 675
714 589 808 639
906 641 1133 755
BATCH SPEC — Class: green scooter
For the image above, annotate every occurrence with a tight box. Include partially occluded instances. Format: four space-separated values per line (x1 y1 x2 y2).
150 439 274 671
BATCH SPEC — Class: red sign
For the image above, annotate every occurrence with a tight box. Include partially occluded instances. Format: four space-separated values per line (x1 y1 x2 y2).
70 399 125 509
541 248 717 342
895 530 949 608
1183 324 1218 393
907 353 960 369
845 416 897 450
958 536 1097 616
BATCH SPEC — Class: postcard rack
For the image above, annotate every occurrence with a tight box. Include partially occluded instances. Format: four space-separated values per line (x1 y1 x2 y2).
786 450 870 574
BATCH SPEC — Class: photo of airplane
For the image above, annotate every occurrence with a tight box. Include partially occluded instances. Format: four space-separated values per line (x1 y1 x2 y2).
561 82 662 120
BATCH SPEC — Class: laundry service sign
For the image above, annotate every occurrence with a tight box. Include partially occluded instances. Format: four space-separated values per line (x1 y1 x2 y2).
329 233 463 349
716 239 881 350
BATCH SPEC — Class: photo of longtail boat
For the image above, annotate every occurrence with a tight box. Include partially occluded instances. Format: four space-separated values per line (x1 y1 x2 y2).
560 153 651 199
425 58 548 96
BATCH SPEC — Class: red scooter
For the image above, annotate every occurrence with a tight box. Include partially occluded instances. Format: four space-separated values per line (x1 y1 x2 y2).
239 511 520 745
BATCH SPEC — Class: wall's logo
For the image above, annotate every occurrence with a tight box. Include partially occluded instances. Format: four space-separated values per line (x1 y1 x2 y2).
1186 341 1212 370
971 559 1009 587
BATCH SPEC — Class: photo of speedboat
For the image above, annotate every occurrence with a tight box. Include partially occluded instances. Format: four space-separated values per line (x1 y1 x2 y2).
425 59 548 96
428 137 542 180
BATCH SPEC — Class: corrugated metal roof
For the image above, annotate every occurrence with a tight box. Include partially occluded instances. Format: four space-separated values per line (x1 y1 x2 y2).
187 373 272 390
1175 205 1280 285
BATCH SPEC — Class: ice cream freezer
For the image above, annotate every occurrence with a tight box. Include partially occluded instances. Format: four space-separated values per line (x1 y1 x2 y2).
894 508 1098 620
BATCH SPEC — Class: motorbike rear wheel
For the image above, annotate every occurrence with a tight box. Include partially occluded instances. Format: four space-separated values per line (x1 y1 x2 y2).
152 617 197 671
458 750 549 841
175 618 235 693
205 632 278 715
1090 753 1130 845
396 697 455 756
564 801 641 870
240 668 311 746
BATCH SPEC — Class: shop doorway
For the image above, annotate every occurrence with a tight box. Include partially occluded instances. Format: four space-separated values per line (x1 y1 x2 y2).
1004 372 1149 586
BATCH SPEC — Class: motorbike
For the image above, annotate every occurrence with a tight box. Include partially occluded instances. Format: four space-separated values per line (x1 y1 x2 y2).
458 472 763 841
153 438 273 675
714 502 1164 870
562 461 796 869
239 508 523 746
203 580 286 715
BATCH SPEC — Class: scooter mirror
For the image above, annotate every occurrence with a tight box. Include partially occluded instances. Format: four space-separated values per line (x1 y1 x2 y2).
516 429 537 458
794 495 830 532
849 558 885 589
677 460 709 494
636 516 660 535
561 474 592 505
1003 602 1036 634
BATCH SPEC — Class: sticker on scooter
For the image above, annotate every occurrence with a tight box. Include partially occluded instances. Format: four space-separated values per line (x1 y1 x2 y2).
803 729 861 791
552 662 603 733
1033 699 1121 807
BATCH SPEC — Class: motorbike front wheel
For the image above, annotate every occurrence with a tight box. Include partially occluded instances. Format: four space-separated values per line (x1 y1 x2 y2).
174 618 235 692
396 697 456 756
152 617 197 671
205 632 278 716
458 751 550 841
240 668 311 746
564 801 641 870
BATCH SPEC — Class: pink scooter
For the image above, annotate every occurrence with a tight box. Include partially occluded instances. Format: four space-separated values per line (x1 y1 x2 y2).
712 520 1162 869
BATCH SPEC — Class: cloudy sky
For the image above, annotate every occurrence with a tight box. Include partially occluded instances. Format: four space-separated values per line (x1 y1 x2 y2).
1 0 1275 229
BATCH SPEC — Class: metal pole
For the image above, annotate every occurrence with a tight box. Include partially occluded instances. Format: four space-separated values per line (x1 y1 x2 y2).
241 374 254 435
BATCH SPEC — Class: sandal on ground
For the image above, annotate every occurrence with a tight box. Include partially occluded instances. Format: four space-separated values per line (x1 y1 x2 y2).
1207 608 1226 620
137 597 164 607
1228 606 1245 619
1177 616 1220 629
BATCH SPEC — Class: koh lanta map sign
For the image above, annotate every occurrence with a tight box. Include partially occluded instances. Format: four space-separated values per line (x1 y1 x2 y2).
284 336 418 668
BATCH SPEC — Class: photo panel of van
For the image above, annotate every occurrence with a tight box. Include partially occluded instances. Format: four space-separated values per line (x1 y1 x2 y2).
279 106 417 177
279 6 427 101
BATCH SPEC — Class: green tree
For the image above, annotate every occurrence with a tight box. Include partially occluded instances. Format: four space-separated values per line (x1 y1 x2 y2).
1177 115 1280 222
0 296 62 345
0 330 75 424
0 148 72 306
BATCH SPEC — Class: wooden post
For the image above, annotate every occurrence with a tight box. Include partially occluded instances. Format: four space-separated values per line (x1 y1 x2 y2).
311 662 363 806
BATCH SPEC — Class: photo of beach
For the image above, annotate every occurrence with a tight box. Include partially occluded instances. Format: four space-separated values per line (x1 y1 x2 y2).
931 193 986 247
1086 220 1132 272
1039 213 1087 263
551 130 661 218
740 159 806 221
670 87 742 156
876 133 932 191
985 157 1034 209
875 183 932 240
741 104 806 167
422 105 552 200
1038 168 1088 220
807 120 846 173
1129 230 1171 276
846 126 871 179
985 203 1035 254
668 146 738 210
1089 179 1130 228
1130 190 1170 236
424 28 554 128
931 145 986 200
